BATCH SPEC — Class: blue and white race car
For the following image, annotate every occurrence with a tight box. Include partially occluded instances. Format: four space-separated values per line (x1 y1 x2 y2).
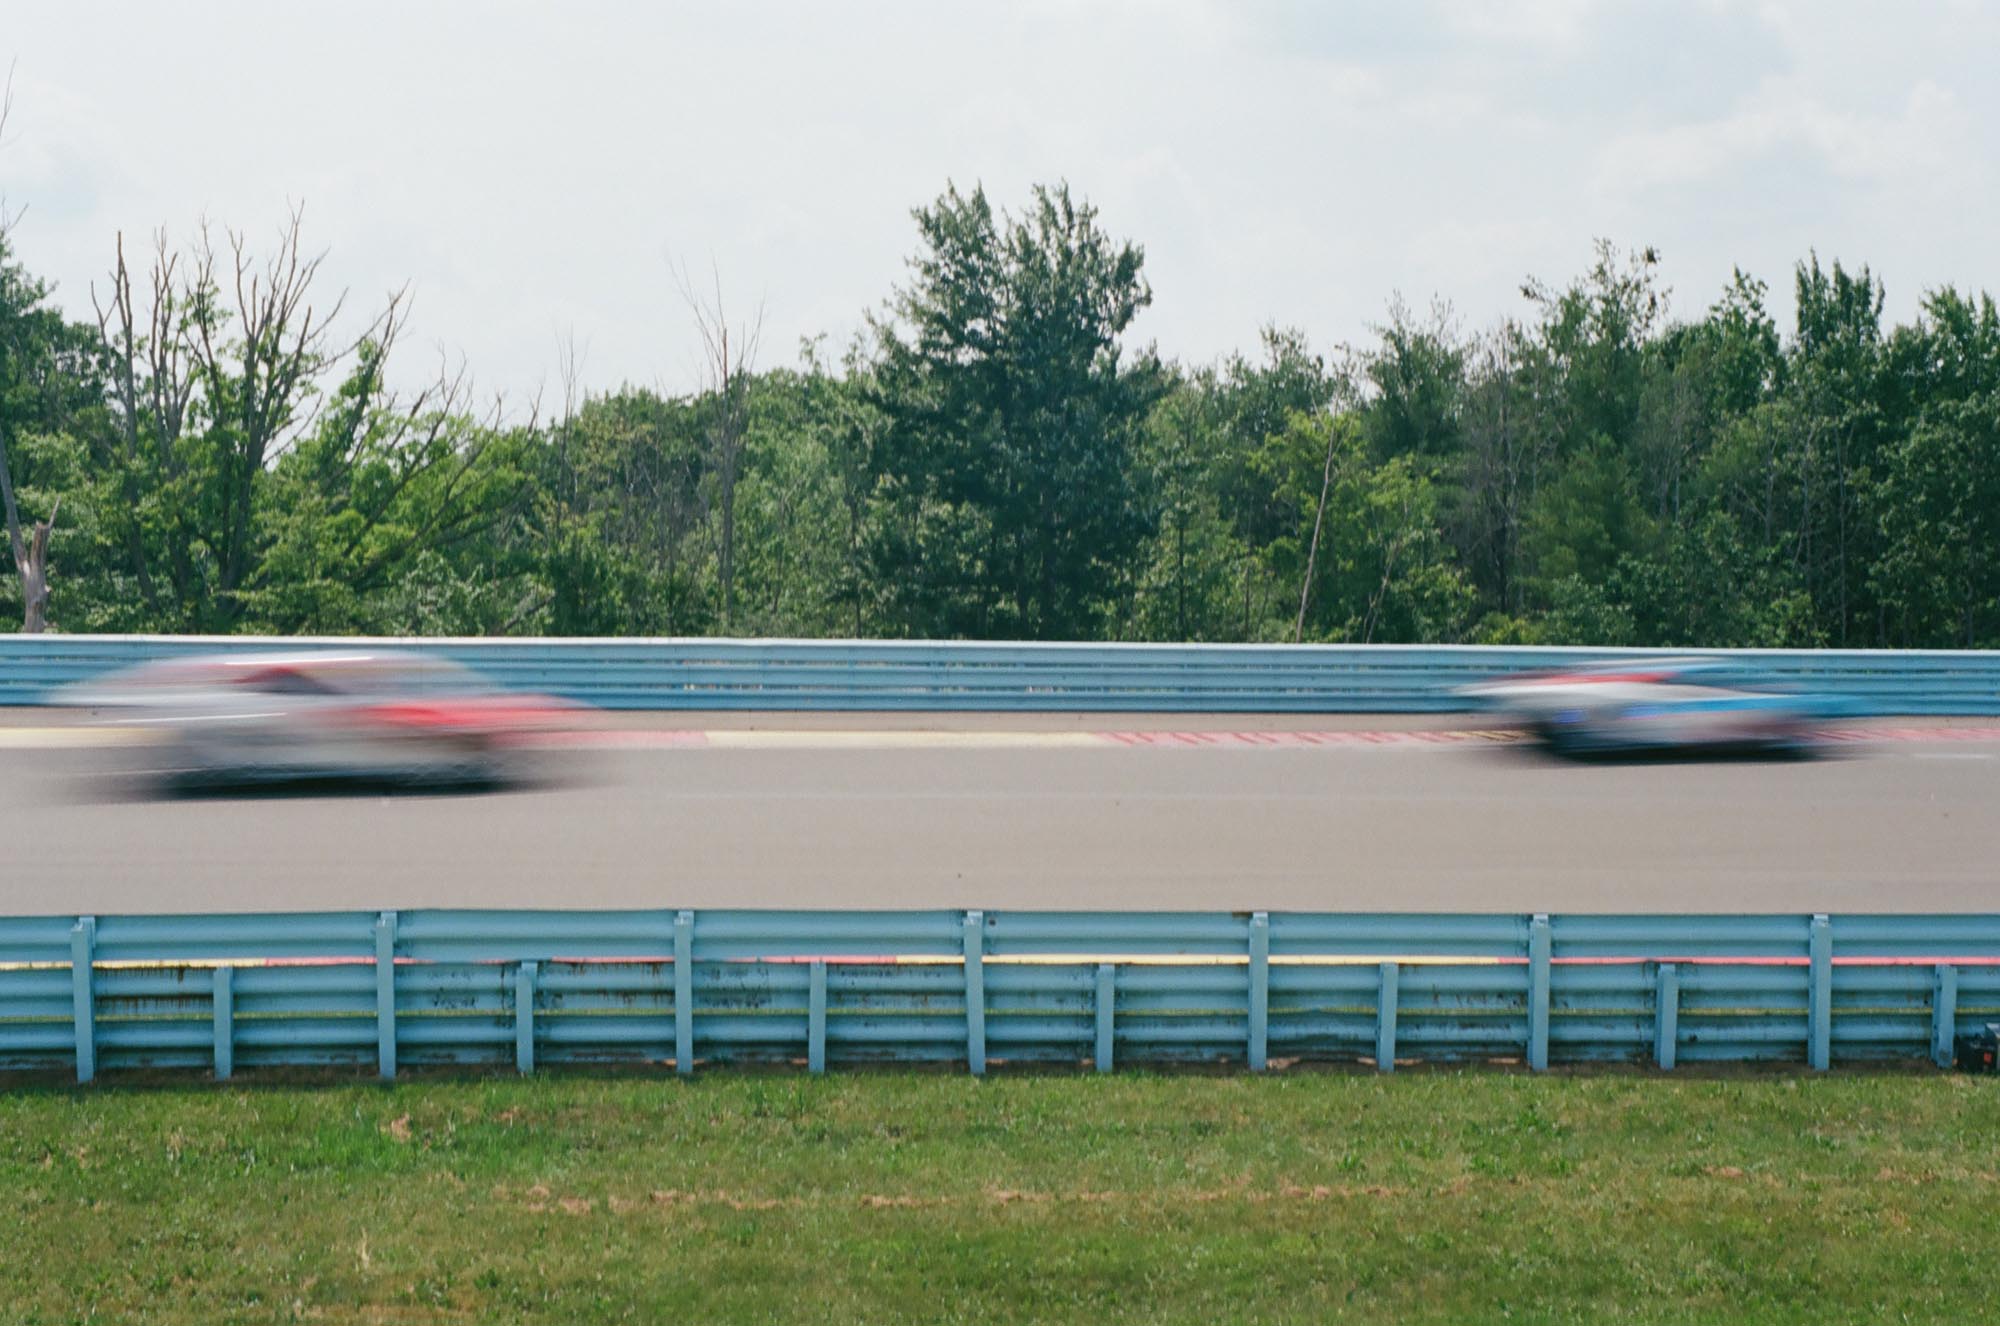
1455 658 1854 756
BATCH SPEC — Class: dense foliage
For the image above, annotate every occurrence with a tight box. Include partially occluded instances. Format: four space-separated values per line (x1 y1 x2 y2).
3 183 1997 645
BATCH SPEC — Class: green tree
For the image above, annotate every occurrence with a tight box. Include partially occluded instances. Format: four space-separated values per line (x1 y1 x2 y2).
1871 289 2000 646
1360 299 1464 463
1263 411 1472 644
239 344 541 634
1785 255 1890 643
535 385 712 636
0 231 105 631
867 182 1164 638
731 360 873 636
1131 371 1263 641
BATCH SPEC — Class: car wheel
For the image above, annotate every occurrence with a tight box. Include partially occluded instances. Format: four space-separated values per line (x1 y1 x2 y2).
1539 724 1586 758
410 740 503 791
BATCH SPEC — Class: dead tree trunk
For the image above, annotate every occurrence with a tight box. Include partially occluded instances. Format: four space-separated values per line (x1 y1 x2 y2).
17 506 54 632
0 434 56 632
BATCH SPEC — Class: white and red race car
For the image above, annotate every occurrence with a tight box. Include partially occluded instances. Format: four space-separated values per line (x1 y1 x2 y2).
60 650 582 789
1455 658 1854 756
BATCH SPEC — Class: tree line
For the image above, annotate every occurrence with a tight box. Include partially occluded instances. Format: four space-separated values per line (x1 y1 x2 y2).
2 179 1997 647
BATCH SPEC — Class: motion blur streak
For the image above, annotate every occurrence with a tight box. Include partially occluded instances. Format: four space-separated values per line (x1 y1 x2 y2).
54 650 591 793
1456 658 1854 757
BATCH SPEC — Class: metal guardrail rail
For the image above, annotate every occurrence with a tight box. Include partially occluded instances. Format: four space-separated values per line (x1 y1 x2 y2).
4 635 2000 712
5 910 1996 1081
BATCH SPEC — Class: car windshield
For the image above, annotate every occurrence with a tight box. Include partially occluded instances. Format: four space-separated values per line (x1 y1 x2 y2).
1666 662 1781 691
304 656 497 697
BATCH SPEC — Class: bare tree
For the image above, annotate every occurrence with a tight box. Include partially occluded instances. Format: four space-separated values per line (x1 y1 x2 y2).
182 207 400 623
84 206 407 628
0 61 18 234
548 326 588 533
673 260 761 632
91 229 205 609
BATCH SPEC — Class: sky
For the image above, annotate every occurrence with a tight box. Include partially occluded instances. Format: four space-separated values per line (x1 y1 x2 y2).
3 0 1995 406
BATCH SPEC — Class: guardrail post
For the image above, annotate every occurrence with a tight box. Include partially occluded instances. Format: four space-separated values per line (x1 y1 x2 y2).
1528 914 1551 1072
1094 963 1115 1073
1808 914 1831 1071
212 965 234 1081
70 916 96 1084
674 910 695 1076
963 910 986 1077
1932 964 1958 1069
514 961 537 1075
1248 912 1270 1071
375 911 397 1080
1375 961 1398 1073
808 959 827 1074
1653 963 1678 1071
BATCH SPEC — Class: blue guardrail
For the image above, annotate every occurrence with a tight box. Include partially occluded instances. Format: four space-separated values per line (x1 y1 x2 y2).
6 910 1997 1081
4 635 2000 712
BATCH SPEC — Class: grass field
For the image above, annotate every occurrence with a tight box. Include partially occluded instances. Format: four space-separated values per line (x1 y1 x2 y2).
3 1069 1997 1323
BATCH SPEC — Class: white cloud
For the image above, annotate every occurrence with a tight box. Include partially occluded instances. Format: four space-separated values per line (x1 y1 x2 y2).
1 0 1995 403
1444 0 1601 55
1598 74 1970 196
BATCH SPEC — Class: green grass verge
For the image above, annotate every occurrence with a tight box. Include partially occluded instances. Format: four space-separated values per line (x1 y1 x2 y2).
3 1069 1997 1323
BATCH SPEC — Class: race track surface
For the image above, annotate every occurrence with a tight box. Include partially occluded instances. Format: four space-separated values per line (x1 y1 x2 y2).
4 715 1998 916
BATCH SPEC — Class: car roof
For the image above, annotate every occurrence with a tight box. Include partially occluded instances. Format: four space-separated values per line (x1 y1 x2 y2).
1560 657 1723 675
120 650 474 687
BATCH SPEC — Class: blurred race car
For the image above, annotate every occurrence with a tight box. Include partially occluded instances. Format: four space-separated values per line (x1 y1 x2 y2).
1454 658 1853 756
58 650 581 789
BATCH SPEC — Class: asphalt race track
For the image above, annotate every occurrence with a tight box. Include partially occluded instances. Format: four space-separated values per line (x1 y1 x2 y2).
4 714 1999 916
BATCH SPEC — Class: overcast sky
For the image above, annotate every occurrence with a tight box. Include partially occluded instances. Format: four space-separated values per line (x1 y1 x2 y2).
4 1 1995 404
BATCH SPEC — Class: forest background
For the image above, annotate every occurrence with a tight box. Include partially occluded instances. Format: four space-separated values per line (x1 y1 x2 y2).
4 170 1997 650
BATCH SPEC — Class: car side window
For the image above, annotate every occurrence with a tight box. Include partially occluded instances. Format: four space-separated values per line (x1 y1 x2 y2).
251 669 335 696
1685 664 1768 692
